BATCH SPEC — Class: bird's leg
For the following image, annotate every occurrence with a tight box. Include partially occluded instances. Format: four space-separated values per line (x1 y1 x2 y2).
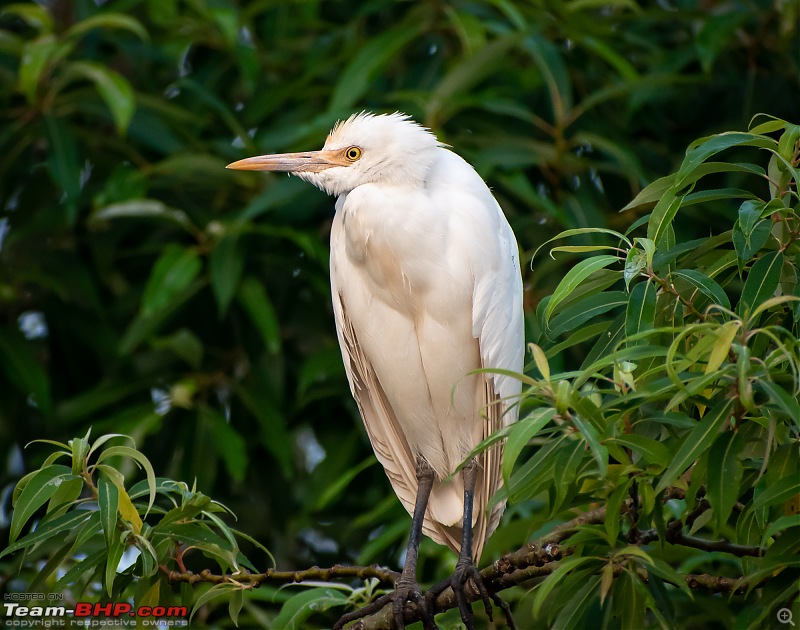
426 459 494 630
333 457 438 630
391 456 437 629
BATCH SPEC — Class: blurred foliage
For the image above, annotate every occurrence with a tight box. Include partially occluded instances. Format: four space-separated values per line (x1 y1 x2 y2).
0 0 798 628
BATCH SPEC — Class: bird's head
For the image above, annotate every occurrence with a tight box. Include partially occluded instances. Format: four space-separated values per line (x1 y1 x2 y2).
226 112 442 197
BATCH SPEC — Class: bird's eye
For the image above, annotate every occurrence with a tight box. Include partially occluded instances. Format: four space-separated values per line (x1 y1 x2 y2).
345 146 362 161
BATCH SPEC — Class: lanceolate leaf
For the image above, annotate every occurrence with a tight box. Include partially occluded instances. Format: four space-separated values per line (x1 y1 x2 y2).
707 431 744 533
43 114 81 223
502 408 557 483
10 465 77 543
141 244 202 317
0 510 93 559
675 132 776 188
646 188 684 249
655 400 733 494
751 475 800 510
549 291 627 337
739 251 784 317
572 414 608 477
545 255 620 323
625 280 657 341
612 434 670 470
672 269 731 311
61 61 136 134
96 446 156 515
97 473 119 550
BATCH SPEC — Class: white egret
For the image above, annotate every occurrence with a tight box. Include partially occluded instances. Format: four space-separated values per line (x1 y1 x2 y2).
228 112 523 629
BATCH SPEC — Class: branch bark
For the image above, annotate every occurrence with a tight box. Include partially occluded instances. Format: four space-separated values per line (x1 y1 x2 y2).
161 492 767 628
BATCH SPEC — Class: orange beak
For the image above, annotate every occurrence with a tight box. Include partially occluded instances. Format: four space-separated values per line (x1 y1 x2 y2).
226 150 350 173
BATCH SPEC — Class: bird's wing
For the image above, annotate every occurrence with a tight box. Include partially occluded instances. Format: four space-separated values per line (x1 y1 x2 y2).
464 192 525 554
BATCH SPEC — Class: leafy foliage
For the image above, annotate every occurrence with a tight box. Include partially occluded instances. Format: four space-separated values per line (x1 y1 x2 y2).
511 118 799 628
1 0 798 628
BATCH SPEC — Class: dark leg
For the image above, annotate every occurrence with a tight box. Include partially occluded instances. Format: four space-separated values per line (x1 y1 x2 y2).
391 457 437 629
334 457 438 630
426 460 494 630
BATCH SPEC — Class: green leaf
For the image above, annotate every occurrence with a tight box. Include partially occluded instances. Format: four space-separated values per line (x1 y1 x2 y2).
530 343 550 381
329 22 422 113
738 199 766 234
508 434 568 502
65 13 148 41
150 328 204 369
545 255 620 323
612 569 646 630
210 236 245 317
96 446 156 516
621 162 765 212
646 188 684 249
739 251 784 317
612 434 670 470
671 269 731 311
572 415 608 477
763 515 800 543
502 408 557 483
93 199 194 229
55 549 105 590
428 33 522 122
751 475 800 510
0 509 93 559
141 244 202 317
625 280 657 342
61 61 136 135
10 465 76 542
549 291 627 337
705 321 740 374
270 587 348 629
552 438 586 513
754 379 800 420
675 132 776 188
190 583 245 623
19 35 59 102
733 218 770 260
2 3 54 33
97 473 119 551
605 478 633 543
524 33 572 122
553 574 604 629
707 431 744 533
202 406 247 483
43 114 81 223
236 276 281 355
655 400 733 494
119 280 205 354
532 556 598 618
314 456 375 511
105 529 125 595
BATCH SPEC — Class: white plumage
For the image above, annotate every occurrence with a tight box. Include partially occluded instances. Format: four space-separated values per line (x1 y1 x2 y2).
228 112 523 561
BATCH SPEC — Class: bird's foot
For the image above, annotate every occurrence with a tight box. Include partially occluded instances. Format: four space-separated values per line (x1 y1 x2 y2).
332 578 438 630
426 560 493 630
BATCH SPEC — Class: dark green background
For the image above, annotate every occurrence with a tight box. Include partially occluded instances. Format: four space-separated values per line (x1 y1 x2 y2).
0 0 798 626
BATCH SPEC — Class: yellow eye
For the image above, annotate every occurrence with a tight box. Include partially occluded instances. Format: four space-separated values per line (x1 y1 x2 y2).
345 146 362 161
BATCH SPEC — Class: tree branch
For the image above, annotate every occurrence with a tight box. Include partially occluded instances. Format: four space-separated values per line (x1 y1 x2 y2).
160 489 767 627
158 563 399 587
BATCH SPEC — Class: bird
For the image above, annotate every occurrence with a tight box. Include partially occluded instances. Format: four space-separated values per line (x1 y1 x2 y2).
227 112 523 629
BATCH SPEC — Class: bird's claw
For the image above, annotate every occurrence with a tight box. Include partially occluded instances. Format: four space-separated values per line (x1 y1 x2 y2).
427 561 492 630
332 580 438 630
392 579 438 630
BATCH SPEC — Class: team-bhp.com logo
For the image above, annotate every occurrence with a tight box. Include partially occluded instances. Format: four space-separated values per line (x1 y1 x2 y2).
3 601 188 627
